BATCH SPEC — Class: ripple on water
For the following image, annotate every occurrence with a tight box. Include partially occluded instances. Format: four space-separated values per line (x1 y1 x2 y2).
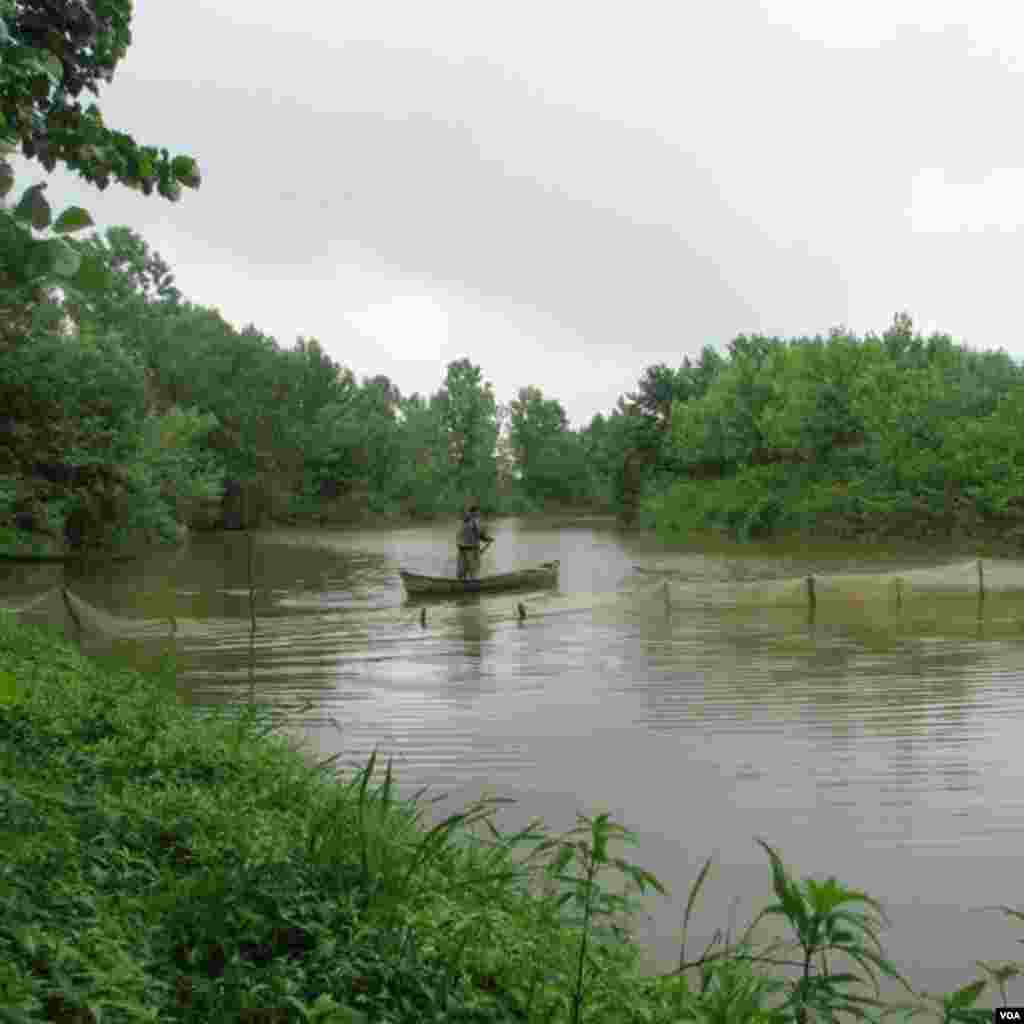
12 529 1024 996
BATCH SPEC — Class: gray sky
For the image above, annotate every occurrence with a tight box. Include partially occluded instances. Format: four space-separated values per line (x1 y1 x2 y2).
20 0 1024 427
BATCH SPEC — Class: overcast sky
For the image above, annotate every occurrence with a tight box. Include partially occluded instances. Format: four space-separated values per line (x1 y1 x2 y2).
19 0 1024 427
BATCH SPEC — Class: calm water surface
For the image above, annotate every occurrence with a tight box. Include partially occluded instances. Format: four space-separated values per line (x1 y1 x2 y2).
5 517 1024 1000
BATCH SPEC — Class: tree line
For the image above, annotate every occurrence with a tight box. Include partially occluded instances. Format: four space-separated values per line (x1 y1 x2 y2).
6 221 1024 555
1 221 650 552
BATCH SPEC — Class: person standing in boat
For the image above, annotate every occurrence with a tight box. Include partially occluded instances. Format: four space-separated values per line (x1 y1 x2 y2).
456 504 494 580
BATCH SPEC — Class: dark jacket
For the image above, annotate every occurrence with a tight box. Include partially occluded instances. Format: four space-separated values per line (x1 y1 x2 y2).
457 514 492 549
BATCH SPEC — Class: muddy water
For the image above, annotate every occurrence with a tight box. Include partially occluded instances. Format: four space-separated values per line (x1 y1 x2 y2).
4 517 1024 1001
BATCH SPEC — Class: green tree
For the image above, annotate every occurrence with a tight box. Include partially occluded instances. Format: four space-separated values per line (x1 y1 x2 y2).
507 387 593 506
0 1 203 551
1 0 200 197
0 0 200 295
434 358 499 510
626 363 679 429
757 331 868 459
299 372 409 519
391 392 452 517
509 387 563 482
0 314 151 549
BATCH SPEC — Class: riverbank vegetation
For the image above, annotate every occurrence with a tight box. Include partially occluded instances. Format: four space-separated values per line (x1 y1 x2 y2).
634 315 1024 548
9 219 1024 558
2 610 1017 1022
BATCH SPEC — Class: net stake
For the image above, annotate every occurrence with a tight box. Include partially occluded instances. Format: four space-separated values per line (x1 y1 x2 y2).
247 531 257 635
61 587 83 645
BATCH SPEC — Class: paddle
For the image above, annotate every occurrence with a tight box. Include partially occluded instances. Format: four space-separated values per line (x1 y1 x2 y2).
480 537 494 564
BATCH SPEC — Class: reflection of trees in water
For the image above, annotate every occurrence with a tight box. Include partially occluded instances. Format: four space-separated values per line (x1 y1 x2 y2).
631 609 987 759
629 608 989 815
145 533 395 621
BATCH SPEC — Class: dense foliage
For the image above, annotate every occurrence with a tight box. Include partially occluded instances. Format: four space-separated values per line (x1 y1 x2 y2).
3 226 629 552
9 224 1024 555
0 0 204 554
639 315 1024 544
0 0 200 195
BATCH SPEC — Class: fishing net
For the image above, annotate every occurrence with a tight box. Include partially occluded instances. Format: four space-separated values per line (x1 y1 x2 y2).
0 585 442 646
626 558 1024 642
0 586 79 636
4 558 1024 650
0 586 255 644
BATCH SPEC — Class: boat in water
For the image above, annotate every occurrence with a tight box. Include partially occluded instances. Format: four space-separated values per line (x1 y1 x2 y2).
399 560 559 596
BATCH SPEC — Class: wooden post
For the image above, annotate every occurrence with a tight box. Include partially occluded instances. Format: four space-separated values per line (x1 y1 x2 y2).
247 531 257 635
517 602 526 621
977 559 986 628
62 587 83 646
420 607 427 628
894 578 903 611
248 623 256 703
663 581 671 614
806 575 816 611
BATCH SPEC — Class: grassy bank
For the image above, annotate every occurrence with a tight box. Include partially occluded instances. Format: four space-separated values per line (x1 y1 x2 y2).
0 614 1012 1022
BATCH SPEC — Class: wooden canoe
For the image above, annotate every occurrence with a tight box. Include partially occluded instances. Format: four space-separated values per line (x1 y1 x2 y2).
400 560 559 596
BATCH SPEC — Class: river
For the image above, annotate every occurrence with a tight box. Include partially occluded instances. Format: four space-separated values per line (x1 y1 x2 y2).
4 516 1024 1002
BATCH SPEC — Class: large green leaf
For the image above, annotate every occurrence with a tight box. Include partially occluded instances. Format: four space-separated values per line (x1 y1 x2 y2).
171 154 201 188
0 669 22 706
38 237 82 277
947 978 986 1009
53 205 95 234
40 51 63 85
69 248 112 293
0 1004 39 1023
158 178 181 201
13 182 51 229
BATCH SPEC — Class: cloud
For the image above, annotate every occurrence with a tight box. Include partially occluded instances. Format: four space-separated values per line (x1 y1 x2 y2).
103 37 847 340
908 168 1024 233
